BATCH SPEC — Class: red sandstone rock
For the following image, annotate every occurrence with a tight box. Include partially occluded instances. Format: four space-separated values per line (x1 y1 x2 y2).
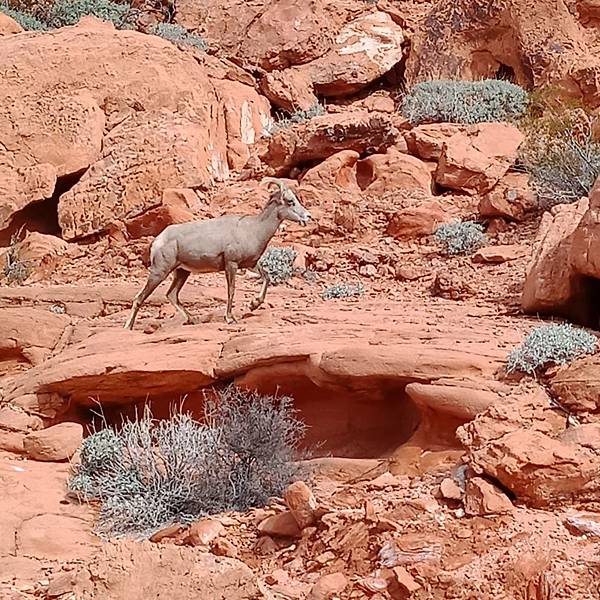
464 477 513 515
258 511 302 538
0 307 69 368
386 199 446 240
404 124 462 161
184 518 226 547
257 111 399 176
472 244 529 264
260 70 318 113
23 423 83 462
358 149 433 195
307 572 348 600
178 0 347 71
479 173 536 221
301 12 405 97
0 11 22 35
521 198 589 319
284 481 317 529
435 124 524 195
439 478 463 501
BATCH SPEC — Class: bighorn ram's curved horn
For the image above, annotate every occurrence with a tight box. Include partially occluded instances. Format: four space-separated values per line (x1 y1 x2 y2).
261 177 286 192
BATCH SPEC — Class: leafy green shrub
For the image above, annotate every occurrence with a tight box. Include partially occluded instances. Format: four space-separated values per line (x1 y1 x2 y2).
521 112 600 207
151 22 207 51
68 385 307 538
257 246 297 285
321 282 365 300
0 4 48 30
46 0 135 29
264 104 326 136
402 79 528 125
507 323 598 375
435 221 486 255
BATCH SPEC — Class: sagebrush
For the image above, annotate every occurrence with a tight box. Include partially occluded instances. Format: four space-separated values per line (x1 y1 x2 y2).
46 0 136 29
506 323 598 375
2 227 30 285
257 246 298 285
521 111 600 207
321 282 365 300
435 221 486 255
0 3 47 29
69 386 307 538
402 79 528 125
151 22 207 51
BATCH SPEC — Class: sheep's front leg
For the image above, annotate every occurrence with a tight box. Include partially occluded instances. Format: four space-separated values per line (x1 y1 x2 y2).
224 261 238 324
249 275 269 312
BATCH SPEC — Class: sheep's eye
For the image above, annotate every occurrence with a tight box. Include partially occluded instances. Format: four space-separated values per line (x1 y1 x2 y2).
286 198 294 205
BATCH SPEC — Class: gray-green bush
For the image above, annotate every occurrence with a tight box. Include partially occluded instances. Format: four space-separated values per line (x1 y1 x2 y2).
151 22 207 51
0 4 48 30
506 323 598 375
68 386 307 538
321 282 365 300
264 104 326 136
435 221 486 255
521 113 600 207
402 79 528 125
257 246 298 285
46 0 135 29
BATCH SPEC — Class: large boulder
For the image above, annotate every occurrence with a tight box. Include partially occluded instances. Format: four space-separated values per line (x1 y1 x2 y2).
177 0 350 71
458 387 600 507
435 123 524 195
257 111 399 176
0 17 270 240
298 11 406 97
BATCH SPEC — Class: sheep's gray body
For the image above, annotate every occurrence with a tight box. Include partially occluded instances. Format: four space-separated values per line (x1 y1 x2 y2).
124 179 311 330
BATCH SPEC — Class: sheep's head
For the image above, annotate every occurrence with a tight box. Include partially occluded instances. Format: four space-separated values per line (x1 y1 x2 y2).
262 178 312 226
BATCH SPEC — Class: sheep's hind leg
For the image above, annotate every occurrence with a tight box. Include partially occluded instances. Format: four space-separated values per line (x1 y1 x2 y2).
249 275 269 311
166 268 195 325
124 271 168 330
224 261 238 324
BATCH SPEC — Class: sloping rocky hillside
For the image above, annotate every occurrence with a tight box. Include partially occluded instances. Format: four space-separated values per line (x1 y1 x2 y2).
1 1 600 599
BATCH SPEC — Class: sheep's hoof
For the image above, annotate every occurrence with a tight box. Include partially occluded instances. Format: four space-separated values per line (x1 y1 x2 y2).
184 316 199 325
224 314 237 325
249 299 262 312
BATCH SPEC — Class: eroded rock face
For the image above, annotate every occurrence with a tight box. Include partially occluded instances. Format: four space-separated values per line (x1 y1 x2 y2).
405 0 600 108
0 17 270 240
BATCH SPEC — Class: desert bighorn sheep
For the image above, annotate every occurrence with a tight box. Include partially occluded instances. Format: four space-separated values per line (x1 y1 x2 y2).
124 178 311 330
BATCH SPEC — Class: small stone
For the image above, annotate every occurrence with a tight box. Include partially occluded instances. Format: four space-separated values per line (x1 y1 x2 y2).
464 477 513 516
149 524 184 543
46 573 74 597
307 572 348 600
212 537 238 557
368 471 400 489
439 478 463 500
472 244 528 264
393 566 421 594
23 423 83 462
284 481 317 529
184 518 225 547
258 511 302 538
